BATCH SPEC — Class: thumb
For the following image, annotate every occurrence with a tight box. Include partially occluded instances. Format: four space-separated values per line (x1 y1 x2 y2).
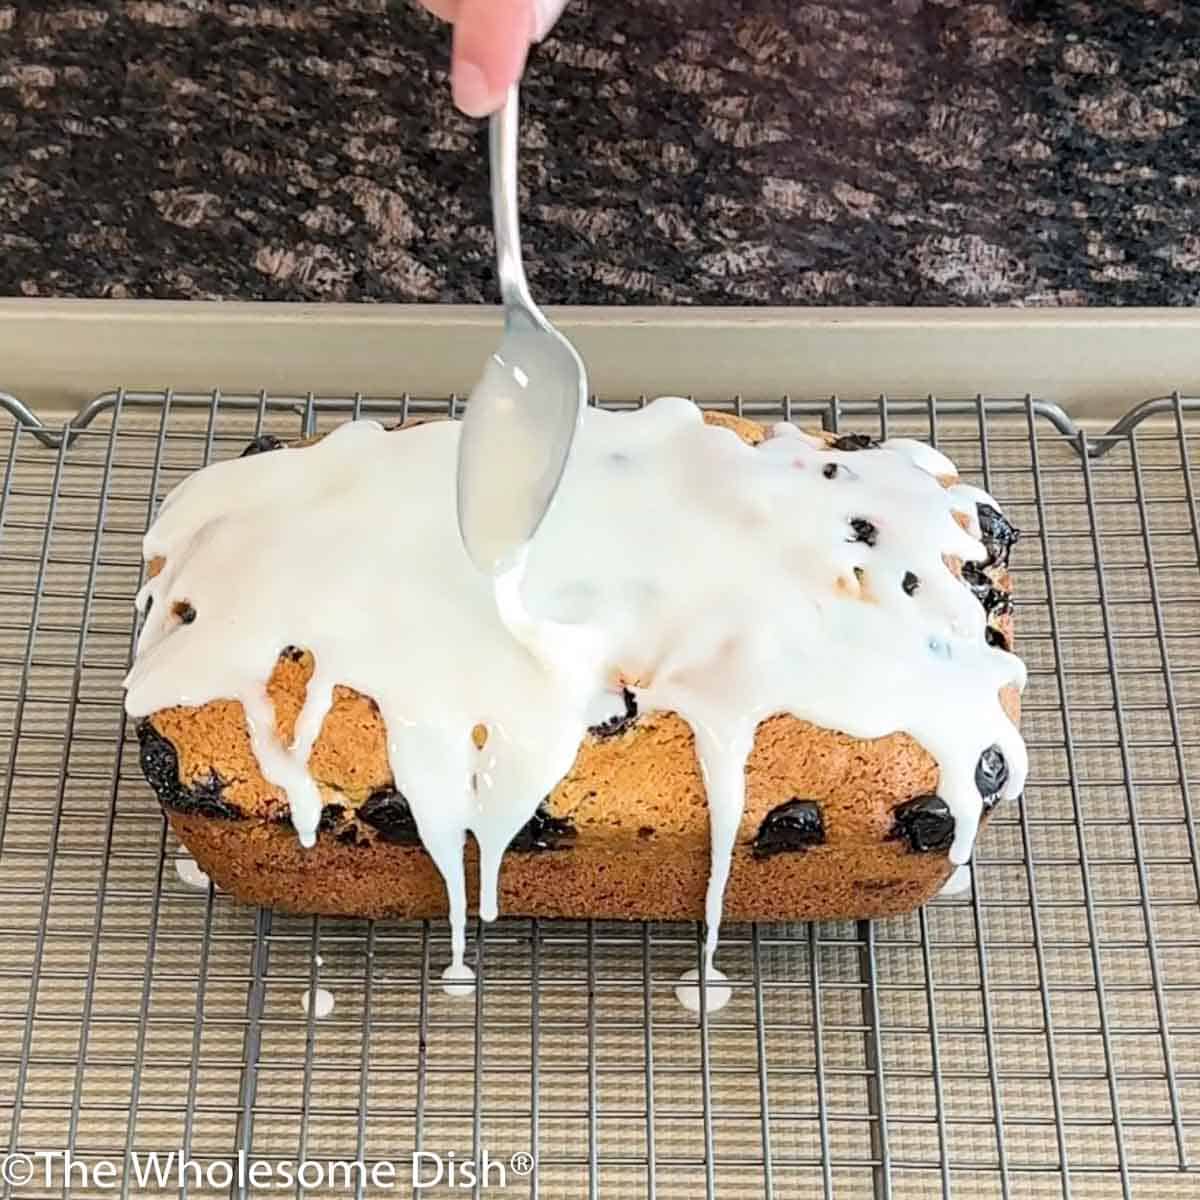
451 0 570 117
452 0 535 117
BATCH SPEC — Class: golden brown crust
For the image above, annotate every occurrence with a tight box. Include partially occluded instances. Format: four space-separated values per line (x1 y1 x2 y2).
701 409 767 444
168 806 955 922
142 413 1020 922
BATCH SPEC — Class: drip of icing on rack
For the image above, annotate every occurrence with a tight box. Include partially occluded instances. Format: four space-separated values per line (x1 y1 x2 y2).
124 399 1028 1013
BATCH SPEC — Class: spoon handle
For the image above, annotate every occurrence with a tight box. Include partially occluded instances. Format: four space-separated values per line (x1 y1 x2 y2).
490 85 535 313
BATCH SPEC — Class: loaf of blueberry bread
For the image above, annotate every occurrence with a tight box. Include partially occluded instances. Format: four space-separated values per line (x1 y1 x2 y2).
127 400 1025 951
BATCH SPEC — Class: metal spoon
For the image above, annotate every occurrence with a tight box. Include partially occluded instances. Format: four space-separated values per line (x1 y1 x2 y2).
456 84 587 576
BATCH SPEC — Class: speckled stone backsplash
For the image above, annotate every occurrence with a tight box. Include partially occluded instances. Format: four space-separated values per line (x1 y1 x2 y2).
1 0 1198 305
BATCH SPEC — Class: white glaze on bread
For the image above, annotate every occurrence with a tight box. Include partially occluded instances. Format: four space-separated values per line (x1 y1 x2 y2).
124 399 1027 997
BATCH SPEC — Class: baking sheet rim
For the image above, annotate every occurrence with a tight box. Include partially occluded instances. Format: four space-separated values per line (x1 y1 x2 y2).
2 299 1198 418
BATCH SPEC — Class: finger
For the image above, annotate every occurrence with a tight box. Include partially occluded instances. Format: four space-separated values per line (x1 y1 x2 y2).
452 0 535 117
417 0 461 21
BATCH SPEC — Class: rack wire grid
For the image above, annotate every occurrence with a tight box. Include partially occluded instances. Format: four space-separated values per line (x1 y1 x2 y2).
0 388 1197 1200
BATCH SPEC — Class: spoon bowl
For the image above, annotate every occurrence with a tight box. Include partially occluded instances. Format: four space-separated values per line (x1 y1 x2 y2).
456 86 587 576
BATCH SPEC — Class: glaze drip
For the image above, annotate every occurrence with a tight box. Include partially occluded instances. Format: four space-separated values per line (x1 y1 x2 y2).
124 399 1027 990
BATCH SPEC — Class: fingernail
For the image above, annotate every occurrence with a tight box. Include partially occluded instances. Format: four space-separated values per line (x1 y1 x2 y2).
532 0 568 41
453 61 494 117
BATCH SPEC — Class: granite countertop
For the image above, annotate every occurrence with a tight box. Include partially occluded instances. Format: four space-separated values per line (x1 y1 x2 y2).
1 0 1198 305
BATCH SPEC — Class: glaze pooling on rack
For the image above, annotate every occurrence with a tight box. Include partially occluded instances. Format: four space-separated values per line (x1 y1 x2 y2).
174 854 210 890
123 397 1027 998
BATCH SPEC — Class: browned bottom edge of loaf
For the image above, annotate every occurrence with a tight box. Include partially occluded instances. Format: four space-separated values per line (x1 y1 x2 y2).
168 810 955 923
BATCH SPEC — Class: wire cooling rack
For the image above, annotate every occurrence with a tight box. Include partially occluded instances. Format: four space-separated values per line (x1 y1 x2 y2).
0 390 1197 1200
